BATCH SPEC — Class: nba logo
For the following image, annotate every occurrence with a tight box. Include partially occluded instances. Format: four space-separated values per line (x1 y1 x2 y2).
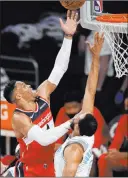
94 0 103 13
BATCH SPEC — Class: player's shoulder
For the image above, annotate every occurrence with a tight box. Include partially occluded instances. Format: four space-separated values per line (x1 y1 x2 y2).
37 95 50 105
36 84 50 105
13 111 28 118
69 135 94 149
64 143 84 161
13 111 30 124
66 143 83 151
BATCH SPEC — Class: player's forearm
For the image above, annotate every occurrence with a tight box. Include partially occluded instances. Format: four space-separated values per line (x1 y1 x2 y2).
27 121 71 146
88 56 100 92
48 36 72 86
82 55 100 113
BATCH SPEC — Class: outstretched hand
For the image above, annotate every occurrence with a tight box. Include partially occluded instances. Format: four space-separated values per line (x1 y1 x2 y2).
86 32 104 57
59 10 78 36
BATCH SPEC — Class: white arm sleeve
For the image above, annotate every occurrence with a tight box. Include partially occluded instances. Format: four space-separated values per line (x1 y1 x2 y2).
48 37 72 86
27 121 71 146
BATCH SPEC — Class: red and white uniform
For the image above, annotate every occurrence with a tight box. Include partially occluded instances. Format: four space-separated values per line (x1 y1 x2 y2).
15 96 55 177
98 114 128 177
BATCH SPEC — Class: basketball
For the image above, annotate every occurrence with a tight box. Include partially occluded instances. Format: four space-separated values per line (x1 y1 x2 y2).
60 0 86 10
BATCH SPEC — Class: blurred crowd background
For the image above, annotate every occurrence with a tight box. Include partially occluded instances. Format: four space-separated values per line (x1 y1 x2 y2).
0 1 128 177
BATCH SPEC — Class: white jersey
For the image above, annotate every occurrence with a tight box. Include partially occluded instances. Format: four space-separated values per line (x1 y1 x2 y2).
54 135 94 177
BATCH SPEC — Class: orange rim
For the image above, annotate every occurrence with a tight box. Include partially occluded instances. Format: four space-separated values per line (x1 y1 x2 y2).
96 14 128 23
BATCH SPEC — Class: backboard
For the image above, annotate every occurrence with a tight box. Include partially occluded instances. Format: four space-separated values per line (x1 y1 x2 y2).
80 0 127 33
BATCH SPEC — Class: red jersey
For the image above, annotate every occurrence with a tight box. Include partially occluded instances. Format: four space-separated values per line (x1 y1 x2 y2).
109 114 128 150
93 107 109 148
15 96 55 166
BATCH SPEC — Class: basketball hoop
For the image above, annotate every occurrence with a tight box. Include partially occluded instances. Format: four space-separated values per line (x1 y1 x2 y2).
96 14 128 23
80 0 128 78
96 14 128 78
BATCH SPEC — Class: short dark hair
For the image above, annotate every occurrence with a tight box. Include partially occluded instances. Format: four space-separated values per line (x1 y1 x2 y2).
64 91 83 104
4 80 16 103
78 114 97 136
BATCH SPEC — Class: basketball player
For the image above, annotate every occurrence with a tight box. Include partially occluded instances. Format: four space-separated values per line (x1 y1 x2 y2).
98 97 128 177
54 32 104 177
54 91 110 152
3 10 78 177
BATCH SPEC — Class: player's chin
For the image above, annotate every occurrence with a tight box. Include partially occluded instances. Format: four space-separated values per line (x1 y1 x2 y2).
33 90 38 97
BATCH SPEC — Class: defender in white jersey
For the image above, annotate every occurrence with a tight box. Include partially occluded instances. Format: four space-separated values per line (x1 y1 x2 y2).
55 134 94 177
54 32 104 177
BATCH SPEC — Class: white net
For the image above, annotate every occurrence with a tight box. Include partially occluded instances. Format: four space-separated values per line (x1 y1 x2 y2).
97 23 128 78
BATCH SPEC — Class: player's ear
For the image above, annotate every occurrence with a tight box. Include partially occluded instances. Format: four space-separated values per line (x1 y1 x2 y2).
16 93 22 100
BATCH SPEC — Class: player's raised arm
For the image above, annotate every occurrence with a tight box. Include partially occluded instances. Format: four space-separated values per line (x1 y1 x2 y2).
37 10 78 101
81 32 104 114
12 112 72 146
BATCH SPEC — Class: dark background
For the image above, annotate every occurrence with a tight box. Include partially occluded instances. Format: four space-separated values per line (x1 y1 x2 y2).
1 1 128 28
